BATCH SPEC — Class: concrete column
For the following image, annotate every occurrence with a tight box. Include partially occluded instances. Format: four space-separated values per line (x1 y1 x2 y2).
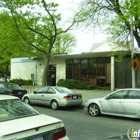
111 56 115 91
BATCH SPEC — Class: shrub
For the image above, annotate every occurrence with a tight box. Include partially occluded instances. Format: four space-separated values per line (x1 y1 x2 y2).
85 84 97 90
57 79 110 90
57 79 80 89
57 79 93 89
9 78 33 85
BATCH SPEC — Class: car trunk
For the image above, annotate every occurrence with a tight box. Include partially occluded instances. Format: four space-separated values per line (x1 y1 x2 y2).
0 114 66 140
10 89 27 98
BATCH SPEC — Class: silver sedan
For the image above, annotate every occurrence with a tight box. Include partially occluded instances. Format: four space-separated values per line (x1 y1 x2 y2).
22 86 83 110
84 88 140 118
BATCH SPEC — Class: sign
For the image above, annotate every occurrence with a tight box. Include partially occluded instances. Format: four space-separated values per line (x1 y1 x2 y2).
31 74 34 80
130 55 139 71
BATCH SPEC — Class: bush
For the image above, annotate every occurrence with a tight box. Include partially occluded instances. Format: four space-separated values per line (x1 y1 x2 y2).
9 78 33 86
57 79 95 89
57 79 80 89
75 81 89 89
57 79 110 90
85 84 97 90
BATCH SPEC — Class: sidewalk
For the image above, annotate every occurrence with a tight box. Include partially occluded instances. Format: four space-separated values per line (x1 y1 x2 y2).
72 89 111 103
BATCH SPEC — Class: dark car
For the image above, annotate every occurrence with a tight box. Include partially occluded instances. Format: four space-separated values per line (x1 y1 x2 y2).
0 83 27 99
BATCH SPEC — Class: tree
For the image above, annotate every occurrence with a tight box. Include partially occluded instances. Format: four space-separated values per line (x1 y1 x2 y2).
74 0 140 86
74 0 140 47
0 12 35 82
53 33 77 54
0 0 76 86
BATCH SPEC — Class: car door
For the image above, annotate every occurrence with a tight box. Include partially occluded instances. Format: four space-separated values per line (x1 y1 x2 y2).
32 87 49 105
42 87 56 106
123 90 140 117
100 90 127 115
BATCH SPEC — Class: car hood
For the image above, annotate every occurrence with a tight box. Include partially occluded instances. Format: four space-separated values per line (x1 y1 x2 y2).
0 114 62 136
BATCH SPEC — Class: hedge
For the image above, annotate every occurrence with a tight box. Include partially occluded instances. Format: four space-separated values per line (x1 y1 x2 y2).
9 78 33 86
57 79 110 90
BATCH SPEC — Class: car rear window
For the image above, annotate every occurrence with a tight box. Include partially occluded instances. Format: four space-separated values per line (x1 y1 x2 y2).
5 84 21 90
0 84 5 88
0 99 39 122
55 87 74 94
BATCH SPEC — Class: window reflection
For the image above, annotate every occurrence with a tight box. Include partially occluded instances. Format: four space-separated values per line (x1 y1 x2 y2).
66 57 111 87
0 99 39 122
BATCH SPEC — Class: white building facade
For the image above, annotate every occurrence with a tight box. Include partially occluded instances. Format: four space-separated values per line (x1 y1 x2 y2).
11 42 132 91
11 57 66 86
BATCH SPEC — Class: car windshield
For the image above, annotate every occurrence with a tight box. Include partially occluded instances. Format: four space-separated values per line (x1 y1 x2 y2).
5 83 21 90
55 87 74 94
0 99 39 122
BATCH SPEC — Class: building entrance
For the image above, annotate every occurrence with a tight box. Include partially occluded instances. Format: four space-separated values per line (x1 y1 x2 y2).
47 65 56 86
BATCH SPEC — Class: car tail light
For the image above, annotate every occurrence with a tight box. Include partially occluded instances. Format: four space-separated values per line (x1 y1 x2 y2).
63 96 71 99
10 91 18 94
79 95 82 98
53 127 66 140
10 90 27 95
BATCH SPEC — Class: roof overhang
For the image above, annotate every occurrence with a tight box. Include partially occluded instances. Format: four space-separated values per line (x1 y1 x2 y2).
53 52 112 59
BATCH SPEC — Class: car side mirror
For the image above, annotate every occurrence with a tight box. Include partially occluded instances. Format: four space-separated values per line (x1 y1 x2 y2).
105 95 110 100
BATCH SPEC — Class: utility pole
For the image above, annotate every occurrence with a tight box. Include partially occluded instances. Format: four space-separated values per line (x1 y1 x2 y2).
131 16 135 88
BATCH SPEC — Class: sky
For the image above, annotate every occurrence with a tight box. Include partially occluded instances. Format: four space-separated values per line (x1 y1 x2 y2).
48 0 107 54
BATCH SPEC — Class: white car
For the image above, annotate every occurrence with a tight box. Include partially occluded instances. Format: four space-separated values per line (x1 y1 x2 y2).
22 86 83 110
84 88 140 119
0 95 69 140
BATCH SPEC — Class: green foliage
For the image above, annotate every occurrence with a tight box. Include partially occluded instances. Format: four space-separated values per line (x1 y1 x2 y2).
0 12 36 79
75 0 140 48
52 33 77 54
85 84 97 90
75 81 89 89
0 0 76 86
9 78 33 85
57 79 110 90
57 79 79 89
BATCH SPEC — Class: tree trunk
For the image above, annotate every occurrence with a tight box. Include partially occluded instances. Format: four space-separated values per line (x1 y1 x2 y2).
42 57 50 86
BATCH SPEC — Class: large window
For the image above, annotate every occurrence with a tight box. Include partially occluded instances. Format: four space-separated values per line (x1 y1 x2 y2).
66 57 110 86
73 59 80 79
81 59 88 81
66 59 73 79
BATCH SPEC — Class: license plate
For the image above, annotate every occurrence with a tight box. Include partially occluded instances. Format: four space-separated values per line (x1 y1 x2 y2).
72 95 78 99
30 136 43 140
18 92 22 95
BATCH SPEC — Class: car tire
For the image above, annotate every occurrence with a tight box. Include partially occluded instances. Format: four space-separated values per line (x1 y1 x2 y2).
24 97 31 104
88 103 100 117
51 100 59 110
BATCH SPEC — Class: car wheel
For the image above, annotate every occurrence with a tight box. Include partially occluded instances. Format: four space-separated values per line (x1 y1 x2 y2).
24 97 30 104
51 100 59 110
88 103 100 117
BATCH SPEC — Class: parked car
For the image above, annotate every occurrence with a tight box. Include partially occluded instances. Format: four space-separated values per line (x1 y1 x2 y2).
22 86 83 110
84 88 140 118
0 83 27 99
0 95 69 140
